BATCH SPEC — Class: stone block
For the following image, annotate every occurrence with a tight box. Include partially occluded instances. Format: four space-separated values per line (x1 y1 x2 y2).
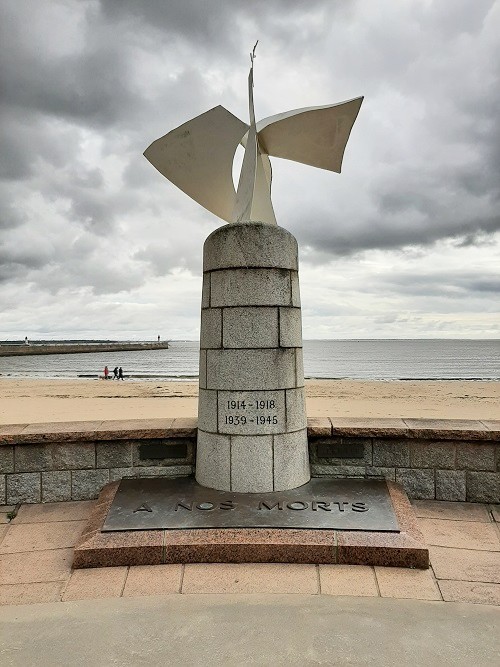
0 446 14 473
311 464 365 478
396 469 435 500
373 440 410 467
295 347 305 386
206 348 296 390
217 390 285 435
197 388 218 433
201 274 210 308
96 442 133 468
210 268 292 308
410 441 456 469
435 470 466 502
456 443 496 471
365 466 396 481
198 350 207 389
71 469 110 501
466 472 499 503
131 465 193 478
222 307 279 348
0 475 5 504
273 429 310 491
279 307 302 348
109 467 136 481
307 418 332 438
42 471 72 502
14 442 96 472
203 221 298 271
285 388 307 432
200 308 222 349
291 271 301 307
230 435 273 492
7 473 41 504
195 431 231 491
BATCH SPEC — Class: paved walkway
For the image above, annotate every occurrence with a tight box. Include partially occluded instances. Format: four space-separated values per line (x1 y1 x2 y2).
0 499 499 605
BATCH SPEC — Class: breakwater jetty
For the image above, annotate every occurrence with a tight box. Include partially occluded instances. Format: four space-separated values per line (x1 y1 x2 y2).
0 342 169 357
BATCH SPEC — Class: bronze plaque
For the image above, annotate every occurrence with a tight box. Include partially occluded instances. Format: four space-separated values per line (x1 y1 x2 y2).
103 477 399 533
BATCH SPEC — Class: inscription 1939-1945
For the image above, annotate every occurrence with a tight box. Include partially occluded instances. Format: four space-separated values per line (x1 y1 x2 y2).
103 478 400 533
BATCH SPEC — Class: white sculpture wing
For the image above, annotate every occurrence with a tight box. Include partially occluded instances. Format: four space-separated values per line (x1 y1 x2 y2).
256 97 363 173
144 106 249 222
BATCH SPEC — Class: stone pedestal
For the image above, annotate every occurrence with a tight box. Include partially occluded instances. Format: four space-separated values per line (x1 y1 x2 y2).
196 221 310 492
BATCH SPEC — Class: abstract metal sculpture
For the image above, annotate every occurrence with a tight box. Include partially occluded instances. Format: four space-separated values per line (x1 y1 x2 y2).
144 44 363 225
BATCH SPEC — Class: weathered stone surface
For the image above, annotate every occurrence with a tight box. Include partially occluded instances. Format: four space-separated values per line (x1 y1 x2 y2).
222 307 278 348
273 429 310 491
200 308 222 349
365 466 396 481
109 467 136 482
0 475 5 504
291 271 301 307
285 388 307 432
195 431 231 491
42 471 72 502
96 442 133 469
396 469 435 500
307 418 332 438
201 274 210 308
131 465 193 478
279 307 302 348
206 348 297 390
466 472 499 503
456 443 496 471
217 390 285 435
404 418 490 440
71 469 110 501
311 464 365 478
230 435 273 492
197 388 218 433
198 350 207 389
203 221 298 271
373 440 410 467
330 418 408 438
210 268 292 308
15 443 95 472
295 347 305 386
435 470 466 502
7 473 41 504
410 441 456 469
0 446 14 474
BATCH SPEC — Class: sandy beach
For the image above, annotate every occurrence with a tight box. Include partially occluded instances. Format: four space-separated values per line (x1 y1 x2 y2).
0 378 499 425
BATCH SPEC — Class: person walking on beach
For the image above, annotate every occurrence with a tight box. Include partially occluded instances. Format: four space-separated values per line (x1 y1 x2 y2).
118 367 124 380
113 366 118 380
104 366 109 380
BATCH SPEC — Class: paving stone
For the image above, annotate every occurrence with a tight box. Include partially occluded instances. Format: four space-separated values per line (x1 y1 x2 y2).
410 441 456 469
0 581 64 606
71 469 110 500
0 548 73 585
413 500 490 522
396 469 435 500
430 546 500 583
182 563 318 594
42 471 72 502
6 473 41 504
435 470 466 502
418 518 500 551
0 447 14 473
222 307 278 348
62 566 128 601
466 472 499 503
319 565 378 596
375 566 441 600
12 500 95 524
491 505 500 522
122 565 183 596
456 443 496 471
200 308 222 348
438 580 500 606
96 442 133 468
373 441 410 467
0 520 86 554
14 442 96 472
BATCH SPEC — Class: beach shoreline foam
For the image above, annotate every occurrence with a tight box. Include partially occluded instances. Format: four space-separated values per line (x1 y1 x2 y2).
0 378 499 425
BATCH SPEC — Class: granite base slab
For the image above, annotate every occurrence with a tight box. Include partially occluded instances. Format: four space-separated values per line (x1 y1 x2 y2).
73 480 429 569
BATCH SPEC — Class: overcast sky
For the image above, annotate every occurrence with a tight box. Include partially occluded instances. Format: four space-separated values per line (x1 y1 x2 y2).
1 0 499 340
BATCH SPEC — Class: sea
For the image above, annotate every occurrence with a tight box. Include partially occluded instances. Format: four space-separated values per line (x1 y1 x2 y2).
0 340 499 381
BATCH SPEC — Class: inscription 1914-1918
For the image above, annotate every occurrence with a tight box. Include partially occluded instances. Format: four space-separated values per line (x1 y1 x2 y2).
218 392 285 434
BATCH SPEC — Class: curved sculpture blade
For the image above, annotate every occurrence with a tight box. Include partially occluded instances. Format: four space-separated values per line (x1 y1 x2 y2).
144 105 249 222
256 97 364 173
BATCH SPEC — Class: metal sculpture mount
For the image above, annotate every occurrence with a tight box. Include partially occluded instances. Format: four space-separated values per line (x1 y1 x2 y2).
144 44 363 226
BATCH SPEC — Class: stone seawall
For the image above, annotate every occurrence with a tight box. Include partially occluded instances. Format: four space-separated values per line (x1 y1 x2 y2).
0 417 498 505
0 342 169 357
